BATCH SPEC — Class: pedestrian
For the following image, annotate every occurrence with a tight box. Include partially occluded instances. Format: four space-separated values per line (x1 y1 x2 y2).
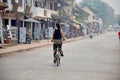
89 29 93 39
26 33 31 44
118 31 120 42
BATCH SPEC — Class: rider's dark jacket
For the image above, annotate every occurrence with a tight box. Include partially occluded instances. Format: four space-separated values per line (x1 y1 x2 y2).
53 29 62 40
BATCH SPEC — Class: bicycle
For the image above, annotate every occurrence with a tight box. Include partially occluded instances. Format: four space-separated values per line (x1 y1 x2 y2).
54 47 61 66
52 39 65 66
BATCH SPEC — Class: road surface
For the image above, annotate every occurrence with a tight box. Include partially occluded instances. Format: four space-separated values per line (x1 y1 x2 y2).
0 32 120 80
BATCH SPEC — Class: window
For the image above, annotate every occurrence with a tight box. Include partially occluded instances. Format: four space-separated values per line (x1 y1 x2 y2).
29 0 32 6
25 0 32 6
19 0 22 6
50 0 53 10
34 0 42 8
44 0 46 7
3 0 8 3
41 0 44 8
11 0 15 5
54 2 57 11
50 3 52 10
11 20 16 26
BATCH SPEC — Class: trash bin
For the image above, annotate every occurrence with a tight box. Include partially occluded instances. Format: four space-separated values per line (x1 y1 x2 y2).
26 34 31 44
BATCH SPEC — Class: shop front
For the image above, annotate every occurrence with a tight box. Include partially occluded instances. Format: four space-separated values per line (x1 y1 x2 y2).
0 1 8 44
1 10 24 44
24 18 40 40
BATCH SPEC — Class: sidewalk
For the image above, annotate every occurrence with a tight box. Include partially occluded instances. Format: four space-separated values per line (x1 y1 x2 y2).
0 36 88 57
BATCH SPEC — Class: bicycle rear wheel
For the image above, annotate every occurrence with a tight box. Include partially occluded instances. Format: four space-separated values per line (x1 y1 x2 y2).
56 58 60 66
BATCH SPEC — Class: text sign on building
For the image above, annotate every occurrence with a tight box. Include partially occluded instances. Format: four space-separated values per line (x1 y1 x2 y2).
19 27 26 43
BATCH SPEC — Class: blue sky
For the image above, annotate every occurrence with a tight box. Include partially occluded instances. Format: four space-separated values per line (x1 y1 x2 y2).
75 0 120 14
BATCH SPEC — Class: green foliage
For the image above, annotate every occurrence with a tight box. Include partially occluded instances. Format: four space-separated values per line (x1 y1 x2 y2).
75 9 87 22
78 0 115 25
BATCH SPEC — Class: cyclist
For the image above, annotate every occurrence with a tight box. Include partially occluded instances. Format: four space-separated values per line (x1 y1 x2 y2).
51 23 65 63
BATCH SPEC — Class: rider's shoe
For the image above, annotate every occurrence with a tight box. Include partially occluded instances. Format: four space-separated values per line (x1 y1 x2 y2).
53 59 56 63
60 53 64 57
60 51 64 57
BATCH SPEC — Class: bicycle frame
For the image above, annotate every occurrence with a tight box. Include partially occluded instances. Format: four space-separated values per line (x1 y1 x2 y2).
55 47 61 66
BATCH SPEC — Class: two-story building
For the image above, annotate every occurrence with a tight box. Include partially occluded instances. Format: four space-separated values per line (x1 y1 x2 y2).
0 1 8 43
81 5 97 23
22 0 59 40
0 0 62 44
74 5 90 36
81 5 101 33
0 0 26 44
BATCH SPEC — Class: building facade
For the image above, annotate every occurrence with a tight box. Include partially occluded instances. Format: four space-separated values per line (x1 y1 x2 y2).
0 0 60 44
81 5 103 34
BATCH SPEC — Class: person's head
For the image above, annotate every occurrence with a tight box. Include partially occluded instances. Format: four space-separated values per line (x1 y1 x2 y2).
56 23 61 29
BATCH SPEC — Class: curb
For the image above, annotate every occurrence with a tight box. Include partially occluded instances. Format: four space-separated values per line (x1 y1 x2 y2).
0 36 89 57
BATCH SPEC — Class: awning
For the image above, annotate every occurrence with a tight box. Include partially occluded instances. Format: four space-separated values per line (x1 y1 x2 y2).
82 25 88 28
60 22 69 27
72 19 82 25
51 13 60 19
24 18 40 23
0 1 8 10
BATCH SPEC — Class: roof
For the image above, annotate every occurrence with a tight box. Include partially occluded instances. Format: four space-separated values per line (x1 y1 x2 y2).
81 4 97 14
59 0 69 6
72 19 82 25
75 5 90 16
0 1 8 10
24 18 40 23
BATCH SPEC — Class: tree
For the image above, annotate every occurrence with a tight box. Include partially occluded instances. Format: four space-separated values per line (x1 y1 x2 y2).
78 0 115 26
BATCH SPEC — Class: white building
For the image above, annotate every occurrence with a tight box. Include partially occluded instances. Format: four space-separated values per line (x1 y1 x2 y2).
0 0 59 43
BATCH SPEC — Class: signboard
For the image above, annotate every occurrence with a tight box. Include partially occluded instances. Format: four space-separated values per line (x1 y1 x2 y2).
0 18 2 37
48 27 53 38
34 26 40 40
19 27 26 43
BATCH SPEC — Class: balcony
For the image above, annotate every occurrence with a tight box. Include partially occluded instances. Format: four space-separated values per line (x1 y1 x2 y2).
31 7 58 19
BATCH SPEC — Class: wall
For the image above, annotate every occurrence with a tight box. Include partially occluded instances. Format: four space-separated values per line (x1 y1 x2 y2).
82 6 96 23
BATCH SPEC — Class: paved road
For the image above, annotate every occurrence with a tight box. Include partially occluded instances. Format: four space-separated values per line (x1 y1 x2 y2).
0 32 120 80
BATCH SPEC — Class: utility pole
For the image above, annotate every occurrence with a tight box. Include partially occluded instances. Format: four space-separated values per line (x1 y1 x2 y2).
16 13 20 43
0 15 4 44
72 0 74 17
0 1 8 44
